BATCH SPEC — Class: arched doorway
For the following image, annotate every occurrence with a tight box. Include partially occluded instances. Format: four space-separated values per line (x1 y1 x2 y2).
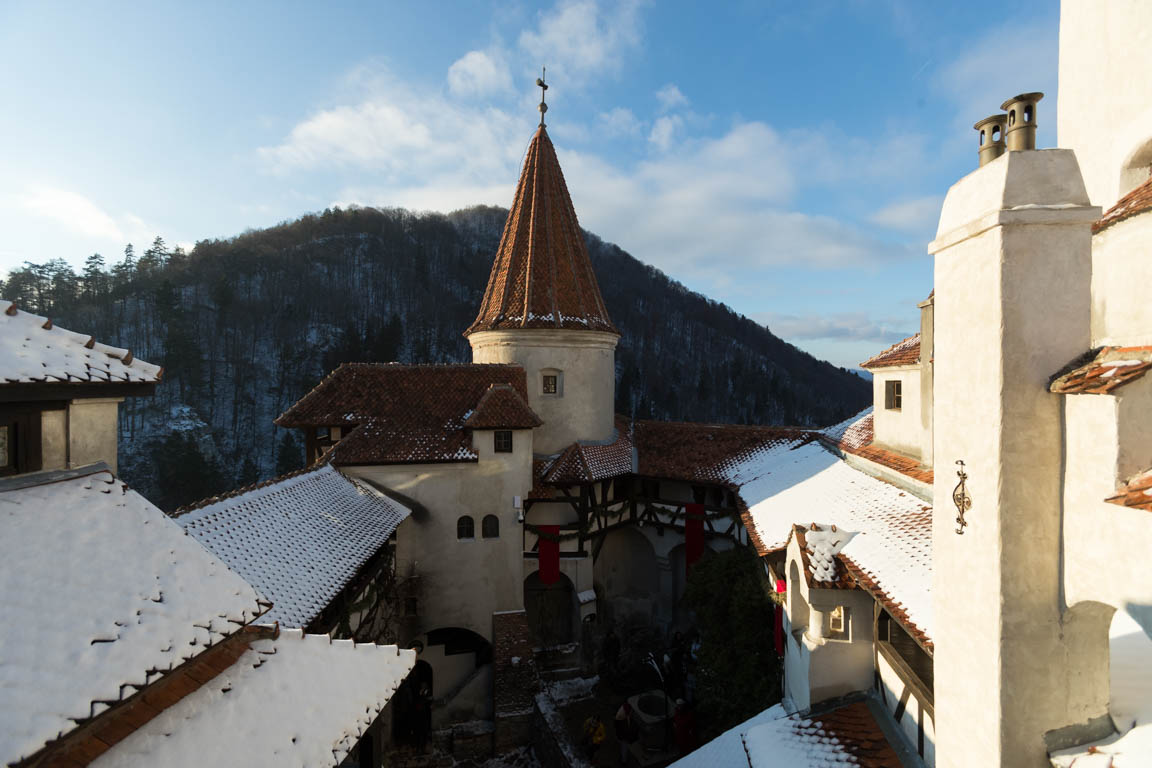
595 526 659 626
524 570 577 648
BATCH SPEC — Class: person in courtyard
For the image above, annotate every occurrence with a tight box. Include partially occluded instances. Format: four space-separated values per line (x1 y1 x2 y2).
581 713 607 764
614 699 638 765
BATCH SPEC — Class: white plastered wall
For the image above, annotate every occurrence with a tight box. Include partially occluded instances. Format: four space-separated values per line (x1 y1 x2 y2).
1090 216 1152 347
871 367 923 459
930 149 1103 767
39 398 122 472
1059 0 1152 210
345 428 534 642
468 329 618 455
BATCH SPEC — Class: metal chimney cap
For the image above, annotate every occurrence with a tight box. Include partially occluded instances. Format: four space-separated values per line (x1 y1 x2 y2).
973 114 1008 131
1000 92 1044 110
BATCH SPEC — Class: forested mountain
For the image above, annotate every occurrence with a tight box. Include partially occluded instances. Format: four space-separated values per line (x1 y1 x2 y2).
1 206 870 509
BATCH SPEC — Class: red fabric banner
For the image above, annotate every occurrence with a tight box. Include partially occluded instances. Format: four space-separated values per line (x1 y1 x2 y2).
774 605 785 656
538 525 560 585
685 504 704 574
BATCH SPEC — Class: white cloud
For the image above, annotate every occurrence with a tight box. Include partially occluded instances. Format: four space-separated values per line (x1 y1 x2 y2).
447 50 513 98
648 115 682 151
598 107 641 137
19 186 125 241
518 0 645 85
655 83 688 111
755 311 913 344
935 17 1058 148
870 195 943 232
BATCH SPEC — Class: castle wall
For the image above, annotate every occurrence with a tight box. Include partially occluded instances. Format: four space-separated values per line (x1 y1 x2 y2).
871 366 923 459
1059 0 1152 210
468 329 618 455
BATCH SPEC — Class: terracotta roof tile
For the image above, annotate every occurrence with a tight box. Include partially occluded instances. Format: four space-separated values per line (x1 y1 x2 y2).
792 525 856 590
466 126 618 335
633 419 817 484
0 299 162 385
543 416 635 484
1093 173 1152 234
824 412 934 485
1050 346 1152 395
464 383 543 429
1106 468 1152 513
743 700 904 767
276 363 530 465
860 333 920 369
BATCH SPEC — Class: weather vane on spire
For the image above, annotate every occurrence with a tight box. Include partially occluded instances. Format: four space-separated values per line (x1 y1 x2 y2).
536 67 548 126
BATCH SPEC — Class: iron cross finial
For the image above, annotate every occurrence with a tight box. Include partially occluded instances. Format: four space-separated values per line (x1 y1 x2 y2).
536 67 548 126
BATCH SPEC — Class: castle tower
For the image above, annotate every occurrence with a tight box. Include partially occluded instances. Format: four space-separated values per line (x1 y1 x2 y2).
466 110 619 455
929 135 1104 763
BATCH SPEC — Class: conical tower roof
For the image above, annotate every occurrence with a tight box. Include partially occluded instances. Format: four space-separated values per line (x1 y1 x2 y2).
465 125 618 336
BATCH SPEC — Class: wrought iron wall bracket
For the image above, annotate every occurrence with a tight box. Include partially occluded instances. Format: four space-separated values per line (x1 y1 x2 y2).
953 460 972 535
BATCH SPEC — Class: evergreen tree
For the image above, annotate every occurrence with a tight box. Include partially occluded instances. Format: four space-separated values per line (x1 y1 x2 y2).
82 253 107 300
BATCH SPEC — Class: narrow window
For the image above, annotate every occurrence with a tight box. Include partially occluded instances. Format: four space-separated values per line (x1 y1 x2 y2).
828 605 848 640
457 515 475 539
542 374 558 394
482 514 500 538
494 430 513 453
884 380 902 410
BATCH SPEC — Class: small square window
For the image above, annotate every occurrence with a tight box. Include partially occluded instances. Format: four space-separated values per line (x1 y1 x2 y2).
828 605 848 640
884 380 902 410
494 430 513 453
542 375 558 394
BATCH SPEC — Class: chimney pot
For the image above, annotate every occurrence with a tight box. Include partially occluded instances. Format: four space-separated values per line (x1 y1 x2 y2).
999 92 1044 151
973 114 1008 167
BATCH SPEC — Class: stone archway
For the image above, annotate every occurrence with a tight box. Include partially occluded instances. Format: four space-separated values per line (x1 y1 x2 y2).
524 570 577 648
595 526 659 627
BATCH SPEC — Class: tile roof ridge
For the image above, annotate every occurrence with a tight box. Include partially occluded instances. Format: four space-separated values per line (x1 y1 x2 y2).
1093 173 1152 234
860 333 921 369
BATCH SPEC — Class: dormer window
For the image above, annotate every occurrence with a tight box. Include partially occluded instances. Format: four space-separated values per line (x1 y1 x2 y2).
884 380 902 410
494 430 513 453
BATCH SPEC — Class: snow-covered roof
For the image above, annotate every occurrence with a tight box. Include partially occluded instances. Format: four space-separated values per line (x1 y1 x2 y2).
0 465 268 766
668 704 787 768
0 300 162 384
1050 609 1152 766
672 699 904 768
735 440 934 646
177 464 411 628
742 700 904 767
861 333 920 370
93 628 416 768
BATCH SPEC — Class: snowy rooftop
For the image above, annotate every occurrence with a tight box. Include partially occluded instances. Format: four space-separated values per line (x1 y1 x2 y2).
0 299 162 384
734 439 934 646
93 628 415 768
1050 609 1152 767
671 700 904 768
0 465 268 766
177 464 411 628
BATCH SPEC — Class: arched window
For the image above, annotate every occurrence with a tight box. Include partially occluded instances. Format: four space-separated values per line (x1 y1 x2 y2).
457 515 474 539
482 514 500 538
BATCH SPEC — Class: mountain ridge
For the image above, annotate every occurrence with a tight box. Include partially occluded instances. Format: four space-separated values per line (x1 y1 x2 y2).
1 204 870 509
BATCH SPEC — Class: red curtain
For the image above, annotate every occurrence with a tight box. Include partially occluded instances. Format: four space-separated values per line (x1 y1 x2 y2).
538 525 560 585
685 504 704 574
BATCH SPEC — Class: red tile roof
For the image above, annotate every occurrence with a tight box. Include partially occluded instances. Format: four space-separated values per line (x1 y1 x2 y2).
465 126 618 336
743 699 905 768
1106 469 1152 513
1093 174 1152 235
860 334 920 369
464 383 542 429
1050 346 1152 395
543 416 635 484
633 419 817 484
823 413 934 485
276 363 533 465
792 525 856 590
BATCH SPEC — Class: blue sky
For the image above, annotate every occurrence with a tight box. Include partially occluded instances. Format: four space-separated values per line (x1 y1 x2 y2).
0 0 1059 368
